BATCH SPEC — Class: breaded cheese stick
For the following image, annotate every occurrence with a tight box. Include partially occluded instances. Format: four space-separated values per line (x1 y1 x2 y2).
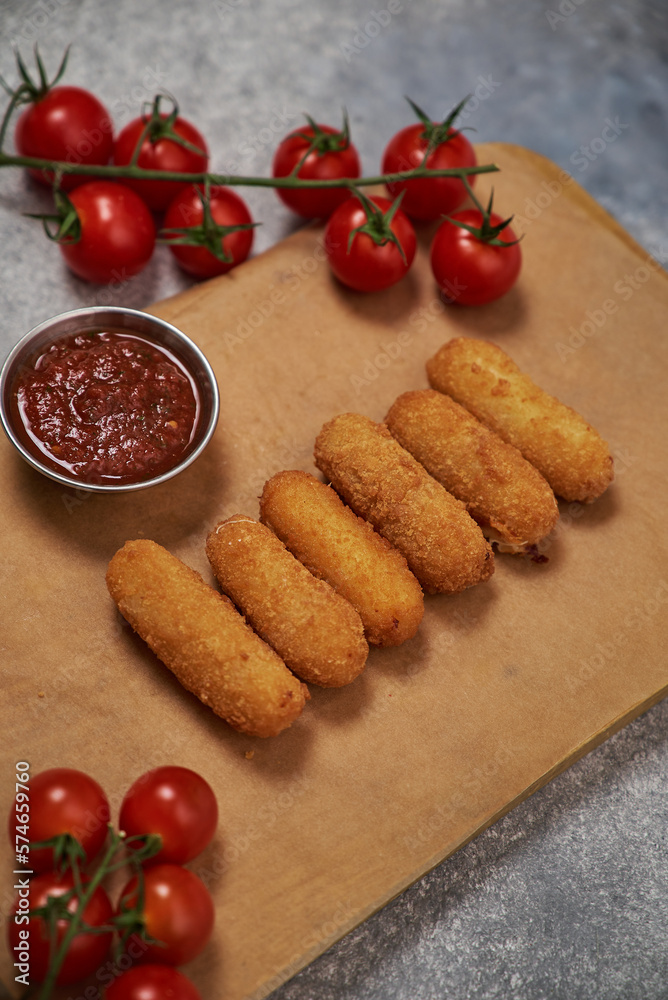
106 539 308 738
260 470 423 646
206 515 368 687
426 338 614 502
313 414 494 595
386 389 559 547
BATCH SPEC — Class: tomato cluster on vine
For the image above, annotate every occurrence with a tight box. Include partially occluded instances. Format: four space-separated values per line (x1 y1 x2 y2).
7 765 218 998
5 47 521 304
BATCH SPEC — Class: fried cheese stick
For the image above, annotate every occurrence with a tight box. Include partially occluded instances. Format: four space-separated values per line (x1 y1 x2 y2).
106 539 308 738
426 338 614 502
385 389 559 548
314 414 494 595
260 470 424 646
206 515 368 687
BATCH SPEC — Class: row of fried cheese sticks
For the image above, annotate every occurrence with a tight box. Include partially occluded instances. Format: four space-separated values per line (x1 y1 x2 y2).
106 337 614 737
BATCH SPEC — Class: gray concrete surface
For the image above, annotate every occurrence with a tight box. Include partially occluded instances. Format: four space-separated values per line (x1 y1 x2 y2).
0 1 666 997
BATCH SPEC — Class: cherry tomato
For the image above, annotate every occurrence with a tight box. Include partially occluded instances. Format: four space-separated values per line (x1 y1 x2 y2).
382 124 476 221
119 766 218 865
113 111 209 211
272 120 361 219
119 863 215 966
7 767 110 874
430 209 522 306
105 965 202 1000
58 181 155 284
325 195 416 293
15 85 113 191
8 871 113 985
162 185 255 279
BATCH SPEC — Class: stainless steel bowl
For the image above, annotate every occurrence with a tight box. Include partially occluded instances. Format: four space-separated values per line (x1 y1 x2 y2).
0 306 220 493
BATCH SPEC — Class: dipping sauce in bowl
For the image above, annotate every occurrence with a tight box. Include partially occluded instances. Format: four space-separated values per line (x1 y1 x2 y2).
1 308 219 492
13 329 200 486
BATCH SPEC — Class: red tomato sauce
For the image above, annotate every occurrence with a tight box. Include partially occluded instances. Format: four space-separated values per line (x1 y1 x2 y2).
11 329 200 485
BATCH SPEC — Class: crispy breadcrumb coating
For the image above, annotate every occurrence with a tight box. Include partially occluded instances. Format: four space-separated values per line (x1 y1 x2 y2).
206 515 368 687
426 338 614 503
385 389 559 547
313 414 494 595
106 539 308 738
260 470 423 645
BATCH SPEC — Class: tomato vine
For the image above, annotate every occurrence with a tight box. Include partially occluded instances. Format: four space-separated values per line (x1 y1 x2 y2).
7 765 218 999
0 48 499 199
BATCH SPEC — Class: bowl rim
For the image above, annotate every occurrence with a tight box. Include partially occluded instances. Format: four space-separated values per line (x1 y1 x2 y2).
0 305 220 493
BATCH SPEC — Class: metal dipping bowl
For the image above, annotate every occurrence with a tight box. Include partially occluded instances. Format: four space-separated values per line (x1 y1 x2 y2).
0 306 220 493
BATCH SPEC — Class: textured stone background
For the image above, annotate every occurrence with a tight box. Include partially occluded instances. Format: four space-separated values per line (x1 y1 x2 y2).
1 1 666 997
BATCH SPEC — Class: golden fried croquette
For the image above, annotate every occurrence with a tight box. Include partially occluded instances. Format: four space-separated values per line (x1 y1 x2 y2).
426 338 614 502
313 414 494 595
106 539 308 738
260 470 423 646
385 389 559 547
205 515 368 687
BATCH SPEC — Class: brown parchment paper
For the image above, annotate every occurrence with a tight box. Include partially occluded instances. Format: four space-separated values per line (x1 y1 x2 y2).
3 143 668 999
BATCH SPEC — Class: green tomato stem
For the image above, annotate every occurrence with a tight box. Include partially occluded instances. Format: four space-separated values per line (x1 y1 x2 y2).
0 150 499 189
36 828 118 1000
462 174 486 214
0 90 25 153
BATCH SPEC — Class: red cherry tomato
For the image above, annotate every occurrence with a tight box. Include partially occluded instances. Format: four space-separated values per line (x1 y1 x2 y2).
119 766 218 865
162 185 255 279
15 85 113 190
119 863 215 966
58 181 155 284
325 195 416 293
382 124 476 221
8 767 109 874
8 871 113 985
272 122 361 219
430 209 522 306
105 965 202 1000
113 112 209 211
